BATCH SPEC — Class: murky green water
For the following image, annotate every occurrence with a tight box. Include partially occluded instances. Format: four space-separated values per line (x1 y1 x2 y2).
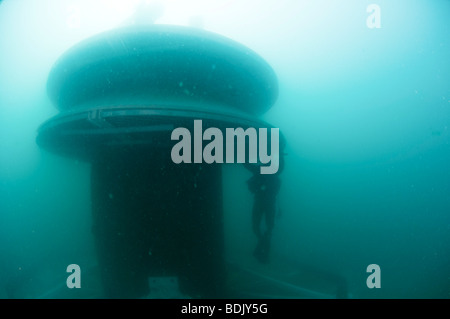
0 0 449 299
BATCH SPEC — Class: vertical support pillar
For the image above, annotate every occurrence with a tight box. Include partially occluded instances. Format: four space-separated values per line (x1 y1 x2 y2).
90 146 225 298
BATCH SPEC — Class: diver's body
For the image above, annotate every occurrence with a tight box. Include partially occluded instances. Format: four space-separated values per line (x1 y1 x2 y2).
247 173 281 264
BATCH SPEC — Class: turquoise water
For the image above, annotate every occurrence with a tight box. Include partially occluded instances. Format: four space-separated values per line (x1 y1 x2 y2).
0 0 449 298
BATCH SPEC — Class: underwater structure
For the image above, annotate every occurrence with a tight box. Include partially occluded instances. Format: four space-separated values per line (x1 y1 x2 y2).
36 25 282 298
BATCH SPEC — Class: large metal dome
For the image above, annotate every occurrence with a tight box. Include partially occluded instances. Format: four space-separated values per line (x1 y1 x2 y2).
37 25 281 160
47 25 278 115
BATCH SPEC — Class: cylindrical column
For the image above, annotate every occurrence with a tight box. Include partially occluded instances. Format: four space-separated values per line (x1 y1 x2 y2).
90 146 225 298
